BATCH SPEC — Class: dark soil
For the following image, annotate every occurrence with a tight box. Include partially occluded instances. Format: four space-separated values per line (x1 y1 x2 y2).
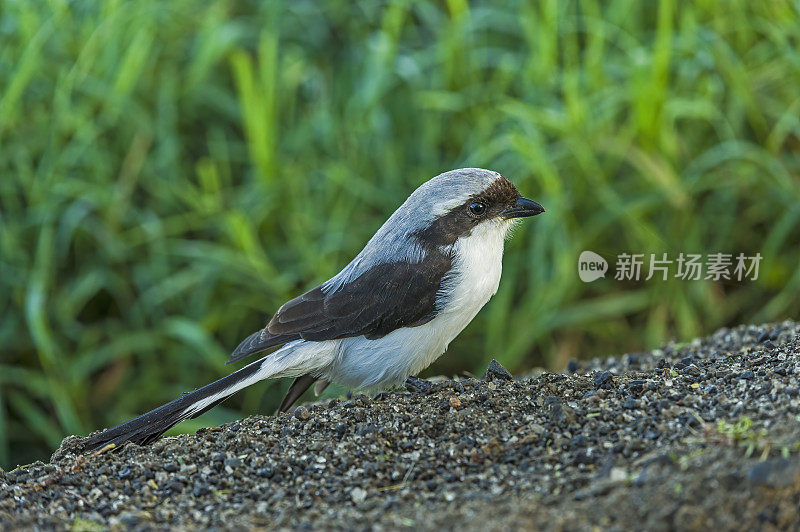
2 322 800 530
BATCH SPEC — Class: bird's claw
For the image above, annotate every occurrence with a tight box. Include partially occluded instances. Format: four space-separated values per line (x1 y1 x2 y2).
405 376 436 394
405 376 466 394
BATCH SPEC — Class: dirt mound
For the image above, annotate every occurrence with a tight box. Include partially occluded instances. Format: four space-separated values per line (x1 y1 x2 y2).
3 322 800 530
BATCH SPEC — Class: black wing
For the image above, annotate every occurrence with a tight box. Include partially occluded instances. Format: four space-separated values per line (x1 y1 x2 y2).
227 252 452 364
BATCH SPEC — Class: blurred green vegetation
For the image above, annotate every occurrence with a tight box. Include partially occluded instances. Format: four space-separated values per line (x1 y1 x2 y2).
1 0 799 468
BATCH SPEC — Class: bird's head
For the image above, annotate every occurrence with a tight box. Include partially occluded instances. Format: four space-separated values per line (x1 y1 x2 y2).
402 168 544 248
327 168 544 291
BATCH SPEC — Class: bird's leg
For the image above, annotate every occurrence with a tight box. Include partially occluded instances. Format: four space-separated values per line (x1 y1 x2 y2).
373 391 392 401
405 375 436 394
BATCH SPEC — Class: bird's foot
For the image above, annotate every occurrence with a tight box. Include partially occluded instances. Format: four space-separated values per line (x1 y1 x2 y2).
405 376 437 394
405 376 468 394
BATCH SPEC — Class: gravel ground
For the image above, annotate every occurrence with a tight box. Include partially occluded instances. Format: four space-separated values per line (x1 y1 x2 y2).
2 321 800 531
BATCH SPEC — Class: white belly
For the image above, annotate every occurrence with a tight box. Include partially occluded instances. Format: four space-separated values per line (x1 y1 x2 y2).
322 219 511 389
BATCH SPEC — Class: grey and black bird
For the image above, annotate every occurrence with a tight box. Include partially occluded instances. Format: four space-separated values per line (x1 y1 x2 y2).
82 168 544 450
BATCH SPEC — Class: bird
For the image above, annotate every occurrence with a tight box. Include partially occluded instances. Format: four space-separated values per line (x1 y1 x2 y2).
81 168 544 451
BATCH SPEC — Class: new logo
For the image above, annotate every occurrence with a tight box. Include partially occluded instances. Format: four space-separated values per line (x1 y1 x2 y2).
578 251 608 282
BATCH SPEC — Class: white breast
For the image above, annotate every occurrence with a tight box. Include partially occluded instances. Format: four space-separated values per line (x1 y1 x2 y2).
438 219 510 324
323 219 513 390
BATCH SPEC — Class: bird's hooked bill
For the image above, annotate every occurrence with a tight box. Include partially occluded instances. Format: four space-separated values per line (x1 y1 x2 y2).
502 197 545 219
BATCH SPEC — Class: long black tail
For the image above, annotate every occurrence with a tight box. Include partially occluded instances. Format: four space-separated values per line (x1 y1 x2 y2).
81 357 266 451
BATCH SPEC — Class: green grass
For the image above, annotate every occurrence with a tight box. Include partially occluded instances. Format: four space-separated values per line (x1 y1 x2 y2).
1 0 799 468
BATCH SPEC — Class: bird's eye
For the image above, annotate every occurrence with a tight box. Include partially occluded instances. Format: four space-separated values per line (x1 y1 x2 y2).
468 202 487 217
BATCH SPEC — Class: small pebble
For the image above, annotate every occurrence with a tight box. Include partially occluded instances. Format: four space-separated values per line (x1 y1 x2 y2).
593 370 614 389
350 487 367 503
484 359 513 381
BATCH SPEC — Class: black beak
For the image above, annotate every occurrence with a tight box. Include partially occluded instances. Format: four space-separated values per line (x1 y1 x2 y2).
502 197 545 219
